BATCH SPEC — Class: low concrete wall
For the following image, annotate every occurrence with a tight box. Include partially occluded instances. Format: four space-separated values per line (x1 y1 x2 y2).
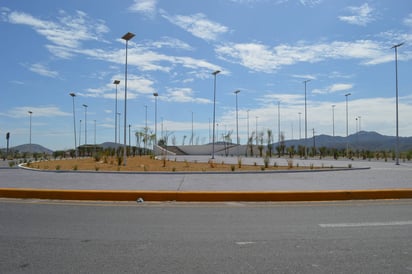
1 188 412 202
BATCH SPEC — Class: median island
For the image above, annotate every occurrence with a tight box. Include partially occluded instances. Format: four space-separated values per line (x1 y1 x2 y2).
26 155 328 172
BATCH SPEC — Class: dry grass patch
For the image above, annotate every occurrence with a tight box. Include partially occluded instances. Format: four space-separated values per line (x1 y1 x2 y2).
31 156 321 172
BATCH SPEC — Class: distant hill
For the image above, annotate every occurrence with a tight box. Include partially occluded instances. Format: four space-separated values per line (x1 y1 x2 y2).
278 131 412 151
7 144 54 154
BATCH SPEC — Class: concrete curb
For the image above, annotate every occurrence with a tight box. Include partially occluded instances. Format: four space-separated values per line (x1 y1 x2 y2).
1 188 412 202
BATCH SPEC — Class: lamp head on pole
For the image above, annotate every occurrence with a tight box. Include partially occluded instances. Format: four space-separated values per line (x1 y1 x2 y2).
234 90 240 94
212 70 221 76
345 93 351 97
113 80 120 85
391 42 404 49
83 104 88 108
122 32 135 41
153 92 158 97
69 92 76 97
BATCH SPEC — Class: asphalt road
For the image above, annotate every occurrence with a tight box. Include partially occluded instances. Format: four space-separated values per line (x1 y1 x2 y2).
1 199 411 273
1 157 412 191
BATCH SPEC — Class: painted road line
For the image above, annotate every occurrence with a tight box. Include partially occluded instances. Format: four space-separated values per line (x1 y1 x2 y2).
319 221 412 228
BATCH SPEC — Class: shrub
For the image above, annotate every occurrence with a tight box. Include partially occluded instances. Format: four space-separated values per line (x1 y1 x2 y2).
287 160 293 169
8 161 15 168
55 165 61 170
231 165 235 172
73 165 78 171
209 160 215 168
94 153 101 162
237 157 242 168
264 157 270 168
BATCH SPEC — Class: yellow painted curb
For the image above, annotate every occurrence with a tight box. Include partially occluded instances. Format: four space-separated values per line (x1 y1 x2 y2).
1 188 412 202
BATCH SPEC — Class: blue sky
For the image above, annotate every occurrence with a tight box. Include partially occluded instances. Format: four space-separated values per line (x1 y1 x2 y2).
1 0 411 151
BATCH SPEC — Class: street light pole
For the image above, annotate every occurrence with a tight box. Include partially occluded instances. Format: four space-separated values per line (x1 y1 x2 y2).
332 105 336 137
303 79 311 158
117 113 121 144
298 112 302 140
69 93 77 157
255 116 258 146
234 90 240 145
28 111 32 153
345 93 351 137
121 31 135 166
392 42 404 165
113 80 120 144
211 70 220 159
191 111 194 145
82 104 88 145
345 93 351 158
145 104 148 154
153 92 158 146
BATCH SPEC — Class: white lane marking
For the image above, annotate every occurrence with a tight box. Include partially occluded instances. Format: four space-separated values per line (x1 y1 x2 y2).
319 221 412 228
236 241 256 245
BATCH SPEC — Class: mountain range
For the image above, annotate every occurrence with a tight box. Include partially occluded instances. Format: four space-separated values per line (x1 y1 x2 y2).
3 131 412 154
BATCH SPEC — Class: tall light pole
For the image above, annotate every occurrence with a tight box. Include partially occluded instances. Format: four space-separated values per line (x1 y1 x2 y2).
255 116 258 146
278 101 280 144
153 92 158 146
94 120 96 151
191 111 194 145
298 112 302 140
392 42 404 165
121 31 135 166
117 113 121 144
234 90 240 145
69 93 77 157
79 119 82 147
28 111 33 153
145 104 148 153
345 93 351 137
82 104 88 145
113 80 120 143
303 79 311 158
211 70 220 159
247 109 250 144
345 93 351 157
332 105 336 137
129 124 131 149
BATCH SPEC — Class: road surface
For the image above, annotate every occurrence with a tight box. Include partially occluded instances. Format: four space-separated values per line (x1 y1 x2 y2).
1 199 411 273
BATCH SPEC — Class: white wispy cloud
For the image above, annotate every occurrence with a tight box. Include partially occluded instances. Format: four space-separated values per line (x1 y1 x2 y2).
161 11 229 41
299 0 323 6
3 106 70 118
164 87 211 104
312 83 353 95
6 10 109 50
404 13 412 27
81 74 155 99
339 3 375 26
129 0 157 17
28 63 59 78
216 39 391 73
148 37 193 51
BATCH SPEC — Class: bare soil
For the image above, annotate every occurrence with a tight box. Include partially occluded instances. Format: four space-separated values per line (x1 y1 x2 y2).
28 156 319 172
